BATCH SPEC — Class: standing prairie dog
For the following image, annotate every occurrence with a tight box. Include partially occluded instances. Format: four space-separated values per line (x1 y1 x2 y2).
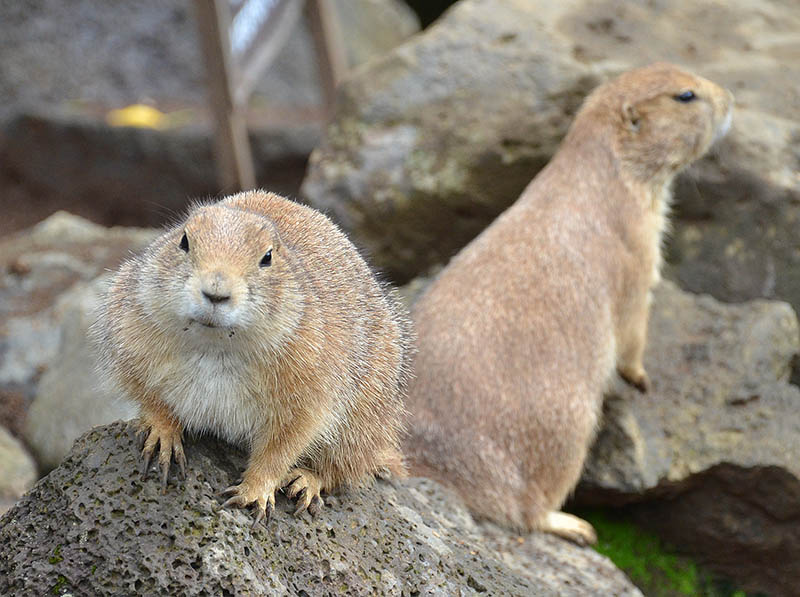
92 190 410 523
405 63 733 544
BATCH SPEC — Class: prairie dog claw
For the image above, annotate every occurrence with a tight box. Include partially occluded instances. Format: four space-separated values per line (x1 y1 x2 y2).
221 479 278 526
138 418 185 490
282 468 325 516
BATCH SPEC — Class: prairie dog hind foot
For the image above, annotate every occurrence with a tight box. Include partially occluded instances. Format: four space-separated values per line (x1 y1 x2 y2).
539 511 597 547
220 468 326 526
220 476 281 527
282 468 325 516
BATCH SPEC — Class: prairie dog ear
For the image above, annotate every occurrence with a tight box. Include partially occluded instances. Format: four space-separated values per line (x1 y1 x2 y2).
623 102 640 132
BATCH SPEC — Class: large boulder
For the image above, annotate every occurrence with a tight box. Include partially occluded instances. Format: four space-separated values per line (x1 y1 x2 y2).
0 421 641 596
24 276 137 472
664 107 800 311
577 280 800 597
301 0 800 318
0 0 419 236
0 213 155 452
302 0 596 282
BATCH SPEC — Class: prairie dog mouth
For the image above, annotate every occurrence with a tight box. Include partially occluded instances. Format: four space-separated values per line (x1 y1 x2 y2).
188 318 222 330
185 319 238 339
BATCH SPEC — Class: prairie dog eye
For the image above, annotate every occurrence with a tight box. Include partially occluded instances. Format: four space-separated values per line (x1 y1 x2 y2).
179 232 189 252
260 248 272 267
674 90 696 103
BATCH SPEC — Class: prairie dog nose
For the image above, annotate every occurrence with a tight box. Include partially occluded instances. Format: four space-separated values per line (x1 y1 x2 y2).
202 289 230 304
200 271 233 304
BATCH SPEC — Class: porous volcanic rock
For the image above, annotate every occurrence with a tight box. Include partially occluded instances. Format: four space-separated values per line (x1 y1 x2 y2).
0 421 641 596
578 280 800 597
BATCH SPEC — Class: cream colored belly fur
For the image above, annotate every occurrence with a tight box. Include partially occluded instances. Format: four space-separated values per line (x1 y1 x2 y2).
153 350 263 445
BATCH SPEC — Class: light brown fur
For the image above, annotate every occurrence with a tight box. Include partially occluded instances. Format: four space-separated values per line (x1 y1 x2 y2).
92 190 411 522
404 63 733 544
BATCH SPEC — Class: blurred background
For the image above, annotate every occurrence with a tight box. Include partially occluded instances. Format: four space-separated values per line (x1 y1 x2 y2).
0 0 447 236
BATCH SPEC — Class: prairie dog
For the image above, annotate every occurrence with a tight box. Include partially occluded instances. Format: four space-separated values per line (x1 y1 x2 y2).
92 190 410 523
405 63 733 544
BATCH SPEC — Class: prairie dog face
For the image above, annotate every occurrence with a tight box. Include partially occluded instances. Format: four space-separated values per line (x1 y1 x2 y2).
604 63 734 182
140 205 300 348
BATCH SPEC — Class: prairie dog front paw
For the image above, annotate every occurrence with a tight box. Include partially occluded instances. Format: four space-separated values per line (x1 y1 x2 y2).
138 415 186 491
617 365 650 393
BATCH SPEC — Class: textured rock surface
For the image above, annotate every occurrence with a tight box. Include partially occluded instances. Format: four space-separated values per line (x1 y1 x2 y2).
578 280 800 597
302 0 800 298
0 212 155 437
0 421 641 596
24 277 137 471
0 424 38 516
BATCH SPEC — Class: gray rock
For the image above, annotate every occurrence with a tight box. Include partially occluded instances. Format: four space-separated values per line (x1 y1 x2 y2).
302 0 596 282
664 108 800 314
0 424 38 516
0 212 156 439
302 0 800 308
24 277 137 472
578 280 800 597
0 421 641 596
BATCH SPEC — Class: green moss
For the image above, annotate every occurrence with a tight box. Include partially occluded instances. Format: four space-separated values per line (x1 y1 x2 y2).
50 574 69 595
576 509 758 597
48 545 63 565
